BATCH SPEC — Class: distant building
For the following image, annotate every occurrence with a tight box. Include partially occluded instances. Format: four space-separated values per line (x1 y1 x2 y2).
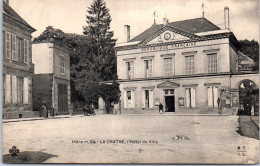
32 42 71 115
2 1 36 119
115 8 259 115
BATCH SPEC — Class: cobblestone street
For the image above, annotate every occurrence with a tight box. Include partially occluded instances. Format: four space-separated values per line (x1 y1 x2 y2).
2 115 259 164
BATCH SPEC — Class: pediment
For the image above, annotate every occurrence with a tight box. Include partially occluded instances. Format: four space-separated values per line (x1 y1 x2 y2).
140 26 199 46
157 80 180 89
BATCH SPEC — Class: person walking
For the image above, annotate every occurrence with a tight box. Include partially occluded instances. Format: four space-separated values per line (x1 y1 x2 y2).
217 98 222 115
159 103 163 114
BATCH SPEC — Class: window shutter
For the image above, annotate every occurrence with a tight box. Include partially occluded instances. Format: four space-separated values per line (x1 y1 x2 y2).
142 90 145 109
131 90 135 108
149 90 154 108
21 39 24 62
23 77 29 104
5 74 11 103
208 87 213 107
11 75 17 103
6 32 11 59
3 31 6 58
191 88 196 107
213 87 218 108
186 89 190 108
124 90 127 108
11 34 16 60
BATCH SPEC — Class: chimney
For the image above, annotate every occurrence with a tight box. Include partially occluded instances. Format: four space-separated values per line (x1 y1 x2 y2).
124 25 130 42
163 18 167 26
224 7 230 29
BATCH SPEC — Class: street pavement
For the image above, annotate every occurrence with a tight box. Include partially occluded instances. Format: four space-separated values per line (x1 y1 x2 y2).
2 115 259 164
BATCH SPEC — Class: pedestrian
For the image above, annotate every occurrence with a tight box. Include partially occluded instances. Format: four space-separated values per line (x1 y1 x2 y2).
83 105 89 116
217 98 222 115
113 103 119 115
42 104 48 118
90 104 96 116
50 106 55 117
159 103 163 114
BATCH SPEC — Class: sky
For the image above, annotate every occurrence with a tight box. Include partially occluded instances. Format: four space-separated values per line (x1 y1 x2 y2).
8 0 259 43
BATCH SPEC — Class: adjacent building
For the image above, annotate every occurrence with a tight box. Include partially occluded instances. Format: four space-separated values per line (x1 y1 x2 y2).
32 42 71 115
115 8 259 115
2 1 36 119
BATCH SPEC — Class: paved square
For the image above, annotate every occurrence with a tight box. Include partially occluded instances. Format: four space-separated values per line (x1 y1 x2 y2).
2 115 259 164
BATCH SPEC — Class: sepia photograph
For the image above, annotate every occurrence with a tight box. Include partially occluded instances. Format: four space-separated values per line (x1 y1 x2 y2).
1 0 259 164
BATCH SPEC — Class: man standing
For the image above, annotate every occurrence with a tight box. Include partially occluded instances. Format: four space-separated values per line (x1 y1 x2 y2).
159 103 163 114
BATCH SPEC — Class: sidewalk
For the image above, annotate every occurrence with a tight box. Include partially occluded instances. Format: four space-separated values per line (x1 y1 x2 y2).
2 114 80 123
250 116 259 129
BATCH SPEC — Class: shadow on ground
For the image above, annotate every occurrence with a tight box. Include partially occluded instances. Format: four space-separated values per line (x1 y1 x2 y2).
237 115 259 140
3 151 58 163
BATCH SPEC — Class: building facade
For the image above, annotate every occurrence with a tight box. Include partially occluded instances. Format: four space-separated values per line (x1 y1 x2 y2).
32 42 71 115
2 1 36 119
115 15 259 114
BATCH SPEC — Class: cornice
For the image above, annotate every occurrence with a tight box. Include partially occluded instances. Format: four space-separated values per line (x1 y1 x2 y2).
115 33 232 52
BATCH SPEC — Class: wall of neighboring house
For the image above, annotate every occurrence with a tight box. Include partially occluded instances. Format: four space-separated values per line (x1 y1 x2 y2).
32 74 53 111
32 43 53 74
229 44 239 73
2 15 34 119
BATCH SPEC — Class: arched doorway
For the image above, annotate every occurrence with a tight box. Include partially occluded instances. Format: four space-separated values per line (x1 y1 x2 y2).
238 79 258 116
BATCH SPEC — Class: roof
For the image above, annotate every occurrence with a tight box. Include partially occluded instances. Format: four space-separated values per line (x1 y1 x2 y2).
3 1 36 32
238 51 255 65
130 18 220 42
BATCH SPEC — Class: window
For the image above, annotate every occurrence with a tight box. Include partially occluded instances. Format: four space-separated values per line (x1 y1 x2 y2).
186 88 196 108
207 87 218 107
144 59 152 78
5 31 11 59
59 55 65 75
16 37 23 62
24 39 29 63
207 53 217 73
185 55 195 75
17 77 24 103
4 74 11 104
142 90 154 108
126 61 134 79
11 34 17 60
124 90 135 108
164 58 173 76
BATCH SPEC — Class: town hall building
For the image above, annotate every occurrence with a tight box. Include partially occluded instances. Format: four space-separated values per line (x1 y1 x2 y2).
115 8 259 115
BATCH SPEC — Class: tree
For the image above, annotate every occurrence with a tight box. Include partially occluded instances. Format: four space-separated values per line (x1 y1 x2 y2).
77 0 119 109
83 0 117 81
238 39 259 70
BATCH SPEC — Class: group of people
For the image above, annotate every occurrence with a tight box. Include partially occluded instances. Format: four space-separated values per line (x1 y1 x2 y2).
83 104 96 116
41 103 55 118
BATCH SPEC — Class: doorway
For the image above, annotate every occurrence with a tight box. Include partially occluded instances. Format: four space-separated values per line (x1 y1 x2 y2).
58 84 68 113
165 96 175 112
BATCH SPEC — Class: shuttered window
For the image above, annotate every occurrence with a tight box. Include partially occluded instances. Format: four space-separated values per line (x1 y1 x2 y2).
11 34 17 60
4 74 11 104
24 39 29 63
23 77 29 104
11 75 17 103
5 32 11 59
186 88 196 108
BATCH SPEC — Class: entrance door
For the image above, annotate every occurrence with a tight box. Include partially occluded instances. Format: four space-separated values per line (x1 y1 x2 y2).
58 84 68 113
165 96 175 112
